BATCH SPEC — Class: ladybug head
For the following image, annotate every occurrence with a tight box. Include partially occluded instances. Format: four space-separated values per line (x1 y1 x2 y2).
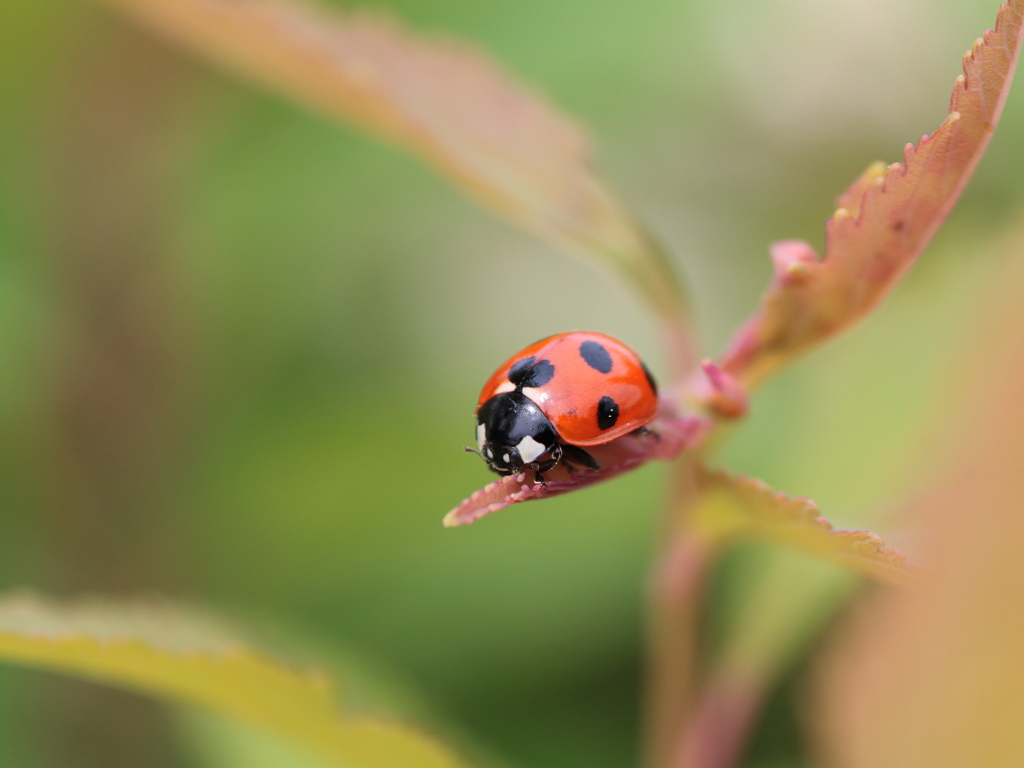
479 442 525 474
473 391 559 476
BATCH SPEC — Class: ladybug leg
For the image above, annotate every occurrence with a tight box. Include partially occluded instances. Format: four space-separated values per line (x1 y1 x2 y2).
528 463 551 486
632 426 661 441
559 443 600 472
529 445 562 486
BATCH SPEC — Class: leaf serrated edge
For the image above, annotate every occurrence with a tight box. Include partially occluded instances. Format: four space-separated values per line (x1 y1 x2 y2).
718 0 1024 389
696 470 916 587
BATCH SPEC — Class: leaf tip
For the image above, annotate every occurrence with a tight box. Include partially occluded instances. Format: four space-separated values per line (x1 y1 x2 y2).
444 406 710 525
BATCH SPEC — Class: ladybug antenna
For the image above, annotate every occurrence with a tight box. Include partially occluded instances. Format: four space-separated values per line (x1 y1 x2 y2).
464 446 484 459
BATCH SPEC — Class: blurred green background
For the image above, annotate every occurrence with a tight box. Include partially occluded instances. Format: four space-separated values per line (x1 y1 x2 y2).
0 0 1021 766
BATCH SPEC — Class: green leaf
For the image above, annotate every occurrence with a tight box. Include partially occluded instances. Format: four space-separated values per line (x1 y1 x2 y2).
689 469 912 586
0 593 471 768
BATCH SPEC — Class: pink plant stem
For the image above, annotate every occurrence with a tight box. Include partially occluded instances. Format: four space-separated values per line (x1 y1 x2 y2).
642 457 717 768
674 670 763 768
639 231 705 767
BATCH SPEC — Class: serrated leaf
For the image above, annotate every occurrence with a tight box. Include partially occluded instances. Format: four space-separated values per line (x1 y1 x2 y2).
0 593 470 768
716 0 1024 388
444 405 710 527
97 0 691 364
690 470 911 586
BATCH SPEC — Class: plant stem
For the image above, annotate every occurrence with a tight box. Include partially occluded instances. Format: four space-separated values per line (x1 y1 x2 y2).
642 458 717 768
675 669 763 768
635 223 708 766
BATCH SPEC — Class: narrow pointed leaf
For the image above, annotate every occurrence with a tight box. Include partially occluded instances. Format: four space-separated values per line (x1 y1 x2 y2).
717 0 1024 388
445 407 709 527
690 470 911 586
97 0 692 368
0 593 470 768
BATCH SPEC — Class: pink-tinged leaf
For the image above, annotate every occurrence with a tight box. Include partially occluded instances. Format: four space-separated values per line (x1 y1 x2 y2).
835 161 887 218
689 470 912 586
98 0 693 372
444 406 710 527
716 0 1024 388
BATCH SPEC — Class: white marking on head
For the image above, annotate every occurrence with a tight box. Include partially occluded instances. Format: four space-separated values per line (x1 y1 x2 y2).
476 422 487 450
494 380 516 395
502 453 511 464
485 447 493 458
516 435 547 464
521 387 549 404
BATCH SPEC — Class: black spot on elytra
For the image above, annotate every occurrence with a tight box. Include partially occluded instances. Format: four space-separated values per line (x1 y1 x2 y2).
509 356 555 389
597 396 619 430
641 362 658 395
893 220 905 232
579 340 613 374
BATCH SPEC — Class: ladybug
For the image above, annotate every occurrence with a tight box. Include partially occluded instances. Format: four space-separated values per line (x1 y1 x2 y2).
471 331 659 481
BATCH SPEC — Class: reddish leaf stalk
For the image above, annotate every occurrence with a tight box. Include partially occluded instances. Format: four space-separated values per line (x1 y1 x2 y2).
675 668 766 768
642 458 717 768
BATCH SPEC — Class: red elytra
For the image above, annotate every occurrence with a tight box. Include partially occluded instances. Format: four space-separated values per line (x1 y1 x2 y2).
476 331 658 446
